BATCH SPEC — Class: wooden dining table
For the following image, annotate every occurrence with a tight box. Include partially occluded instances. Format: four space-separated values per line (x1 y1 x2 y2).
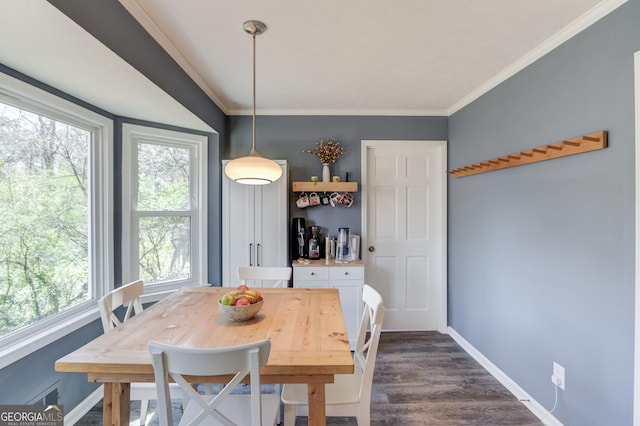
55 286 354 426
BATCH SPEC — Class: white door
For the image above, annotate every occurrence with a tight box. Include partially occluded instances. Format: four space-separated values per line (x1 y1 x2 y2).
362 140 447 331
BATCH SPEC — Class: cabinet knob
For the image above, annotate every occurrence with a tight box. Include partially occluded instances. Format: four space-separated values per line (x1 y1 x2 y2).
368 245 375 252
310 272 315 276
344 272 349 275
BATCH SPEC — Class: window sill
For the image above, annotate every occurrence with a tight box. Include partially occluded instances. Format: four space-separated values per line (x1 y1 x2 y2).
0 305 101 370
0 287 201 371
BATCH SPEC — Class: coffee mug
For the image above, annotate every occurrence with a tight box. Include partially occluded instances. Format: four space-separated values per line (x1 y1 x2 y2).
296 192 310 208
341 192 354 208
321 194 330 205
309 192 320 206
329 192 342 207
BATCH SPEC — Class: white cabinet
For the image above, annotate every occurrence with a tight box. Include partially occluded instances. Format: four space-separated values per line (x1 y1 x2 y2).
222 160 288 287
293 260 363 349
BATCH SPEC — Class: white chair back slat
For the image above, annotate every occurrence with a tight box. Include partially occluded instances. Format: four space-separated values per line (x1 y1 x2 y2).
237 266 292 288
149 339 276 426
355 284 385 401
98 279 144 332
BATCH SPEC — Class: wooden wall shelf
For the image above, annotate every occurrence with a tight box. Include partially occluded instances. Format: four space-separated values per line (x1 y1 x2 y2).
447 131 607 178
292 182 358 192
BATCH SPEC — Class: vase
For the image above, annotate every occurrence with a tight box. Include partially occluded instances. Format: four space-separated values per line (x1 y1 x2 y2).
322 163 331 182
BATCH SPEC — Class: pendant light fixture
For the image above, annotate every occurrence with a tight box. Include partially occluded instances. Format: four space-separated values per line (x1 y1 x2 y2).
224 20 282 185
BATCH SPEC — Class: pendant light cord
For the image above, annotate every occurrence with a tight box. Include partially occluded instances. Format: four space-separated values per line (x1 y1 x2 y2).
251 31 257 154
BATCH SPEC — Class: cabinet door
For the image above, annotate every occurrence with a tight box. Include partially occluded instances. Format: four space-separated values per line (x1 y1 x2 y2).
222 160 288 287
222 172 255 286
254 161 288 269
294 280 328 289
332 280 362 349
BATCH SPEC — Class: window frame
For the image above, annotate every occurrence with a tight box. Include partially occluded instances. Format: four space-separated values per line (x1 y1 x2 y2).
0 71 113 370
121 124 207 294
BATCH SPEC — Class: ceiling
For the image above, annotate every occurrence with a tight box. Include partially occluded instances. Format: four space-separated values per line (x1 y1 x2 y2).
120 0 617 116
0 1 213 132
0 1 624 130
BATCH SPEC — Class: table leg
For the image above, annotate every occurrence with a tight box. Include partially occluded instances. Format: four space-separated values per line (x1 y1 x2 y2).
307 383 327 426
103 382 130 426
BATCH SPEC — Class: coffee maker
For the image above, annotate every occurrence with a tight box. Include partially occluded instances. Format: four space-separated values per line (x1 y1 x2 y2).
335 227 351 263
291 217 307 260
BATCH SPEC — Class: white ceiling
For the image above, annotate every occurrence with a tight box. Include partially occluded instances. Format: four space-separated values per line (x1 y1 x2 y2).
0 0 625 130
120 0 620 116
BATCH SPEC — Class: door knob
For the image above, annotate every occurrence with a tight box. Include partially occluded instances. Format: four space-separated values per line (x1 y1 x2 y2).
368 246 375 252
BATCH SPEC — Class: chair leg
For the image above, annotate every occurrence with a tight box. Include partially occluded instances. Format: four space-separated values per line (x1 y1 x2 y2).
202 383 220 394
275 383 281 424
283 403 296 426
356 412 370 426
139 399 149 425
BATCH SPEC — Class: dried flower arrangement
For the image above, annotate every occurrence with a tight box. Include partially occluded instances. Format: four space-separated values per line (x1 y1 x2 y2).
302 138 344 164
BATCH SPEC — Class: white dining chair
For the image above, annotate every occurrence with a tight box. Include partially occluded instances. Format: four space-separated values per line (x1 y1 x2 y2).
148 339 280 426
237 265 292 423
99 280 183 425
237 266 292 288
281 284 385 426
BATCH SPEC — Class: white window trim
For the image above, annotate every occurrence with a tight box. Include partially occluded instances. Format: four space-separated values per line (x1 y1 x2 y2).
122 124 208 294
0 71 113 370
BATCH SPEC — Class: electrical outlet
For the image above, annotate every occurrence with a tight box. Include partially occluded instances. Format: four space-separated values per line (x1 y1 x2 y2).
551 362 565 390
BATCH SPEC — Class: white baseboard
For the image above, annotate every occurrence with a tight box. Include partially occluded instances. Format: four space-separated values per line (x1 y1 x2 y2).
63 385 103 426
447 327 562 426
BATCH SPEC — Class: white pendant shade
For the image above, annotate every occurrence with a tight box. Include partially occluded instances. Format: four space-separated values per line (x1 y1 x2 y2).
225 150 282 185
225 20 282 185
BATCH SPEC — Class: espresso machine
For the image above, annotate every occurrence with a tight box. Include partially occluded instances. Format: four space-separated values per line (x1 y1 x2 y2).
291 217 307 260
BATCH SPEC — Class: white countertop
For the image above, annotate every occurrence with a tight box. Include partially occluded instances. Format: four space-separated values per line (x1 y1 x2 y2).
292 258 364 267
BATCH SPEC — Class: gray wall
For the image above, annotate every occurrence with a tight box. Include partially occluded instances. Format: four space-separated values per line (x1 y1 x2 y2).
225 115 447 264
0 321 104 407
448 1 639 424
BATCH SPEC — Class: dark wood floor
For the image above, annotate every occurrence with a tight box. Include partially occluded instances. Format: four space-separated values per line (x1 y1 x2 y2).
76 331 543 425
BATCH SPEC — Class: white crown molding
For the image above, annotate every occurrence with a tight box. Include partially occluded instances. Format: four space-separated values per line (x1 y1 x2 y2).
447 0 629 115
118 0 230 115
226 107 449 117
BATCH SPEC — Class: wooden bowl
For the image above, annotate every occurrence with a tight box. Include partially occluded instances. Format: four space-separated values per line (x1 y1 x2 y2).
218 299 263 321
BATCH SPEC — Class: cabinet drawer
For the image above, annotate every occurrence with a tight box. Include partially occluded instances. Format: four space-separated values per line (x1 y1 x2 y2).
294 267 329 281
329 266 363 280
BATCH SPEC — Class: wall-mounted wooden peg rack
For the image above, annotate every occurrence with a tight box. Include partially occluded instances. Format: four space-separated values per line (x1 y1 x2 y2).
447 130 607 178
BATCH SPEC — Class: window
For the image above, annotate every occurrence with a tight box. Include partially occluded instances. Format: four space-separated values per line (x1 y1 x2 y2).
122 124 207 293
0 72 112 368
